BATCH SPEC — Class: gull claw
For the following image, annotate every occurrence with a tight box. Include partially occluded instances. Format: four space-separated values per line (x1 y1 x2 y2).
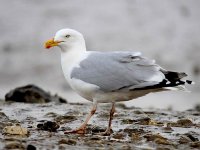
64 127 86 134
100 128 113 136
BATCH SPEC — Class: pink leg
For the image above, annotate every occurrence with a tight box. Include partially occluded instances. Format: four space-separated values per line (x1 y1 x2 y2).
102 102 115 136
64 102 97 134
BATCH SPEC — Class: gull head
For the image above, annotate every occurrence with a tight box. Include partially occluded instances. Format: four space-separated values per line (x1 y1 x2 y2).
44 28 85 52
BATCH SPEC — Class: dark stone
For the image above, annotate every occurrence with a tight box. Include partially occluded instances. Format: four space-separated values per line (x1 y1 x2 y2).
190 141 200 148
136 117 151 125
37 121 60 132
170 119 194 128
112 132 126 139
5 84 67 103
185 133 199 142
123 128 145 136
177 119 193 127
27 144 36 150
58 139 77 145
179 136 192 144
143 133 172 145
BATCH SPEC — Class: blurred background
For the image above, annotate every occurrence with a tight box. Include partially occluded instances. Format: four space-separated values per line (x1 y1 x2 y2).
0 0 199 110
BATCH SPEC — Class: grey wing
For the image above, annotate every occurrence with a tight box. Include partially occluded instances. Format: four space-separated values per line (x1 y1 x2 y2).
70 51 165 92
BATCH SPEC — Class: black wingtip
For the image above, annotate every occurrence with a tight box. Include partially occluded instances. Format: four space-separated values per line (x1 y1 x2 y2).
186 80 195 85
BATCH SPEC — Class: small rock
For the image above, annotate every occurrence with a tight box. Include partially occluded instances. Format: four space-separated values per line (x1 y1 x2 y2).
136 117 151 125
112 132 125 139
89 136 102 141
123 128 144 136
5 141 25 149
3 125 28 136
177 119 193 127
134 117 162 126
58 145 67 150
179 136 192 144
162 124 174 133
155 138 171 145
122 117 155 125
190 141 200 148
131 133 141 141
144 133 170 145
27 144 36 150
58 139 77 145
170 119 193 127
54 115 77 124
185 133 199 142
37 121 59 132
5 84 67 103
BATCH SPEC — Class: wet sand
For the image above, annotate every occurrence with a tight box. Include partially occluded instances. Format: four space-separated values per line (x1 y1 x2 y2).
1 100 200 150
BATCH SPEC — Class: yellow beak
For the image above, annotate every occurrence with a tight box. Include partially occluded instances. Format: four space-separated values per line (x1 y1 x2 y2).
44 38 60 49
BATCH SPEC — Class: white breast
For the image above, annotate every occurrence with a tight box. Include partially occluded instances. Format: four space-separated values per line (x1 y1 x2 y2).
61 51 99 101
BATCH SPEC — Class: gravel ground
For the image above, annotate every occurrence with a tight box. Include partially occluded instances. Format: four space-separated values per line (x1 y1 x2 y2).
1 100 200 150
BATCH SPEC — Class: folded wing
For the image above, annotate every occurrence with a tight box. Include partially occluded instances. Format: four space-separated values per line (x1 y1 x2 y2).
70 51 166 92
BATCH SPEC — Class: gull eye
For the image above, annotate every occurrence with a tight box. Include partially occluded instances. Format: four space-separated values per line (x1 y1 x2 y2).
65 35 70 38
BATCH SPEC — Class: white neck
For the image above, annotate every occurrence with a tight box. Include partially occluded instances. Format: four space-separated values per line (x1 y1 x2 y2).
60 41 88 81
61 40 86 62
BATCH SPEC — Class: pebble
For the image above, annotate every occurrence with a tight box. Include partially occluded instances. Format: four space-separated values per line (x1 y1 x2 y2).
5 142 25 149
3 125 28 136
143 133 171 145
131 133 141 141
27 144 36 150
37 121 59 132
179 136 192 144
58 139 77 145
170 119 193 127
54 115 77 124
185 133 199 142
112 132 125 139
123 128 145 136
190 141 200 148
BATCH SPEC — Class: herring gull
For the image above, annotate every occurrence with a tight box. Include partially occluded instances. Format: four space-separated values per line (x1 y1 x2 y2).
44 28 193 135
